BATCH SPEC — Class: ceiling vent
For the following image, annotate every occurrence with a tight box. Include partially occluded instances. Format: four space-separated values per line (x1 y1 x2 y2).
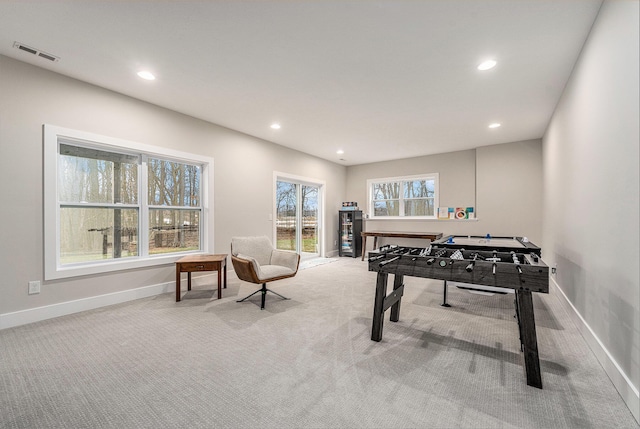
13 42 59 62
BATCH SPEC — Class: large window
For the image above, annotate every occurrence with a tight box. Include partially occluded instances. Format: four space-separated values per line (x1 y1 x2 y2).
45 125 213 280
368 174 439 219
147 158 202 255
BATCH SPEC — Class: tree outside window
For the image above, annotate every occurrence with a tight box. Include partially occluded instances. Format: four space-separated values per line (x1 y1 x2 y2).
147 159 201 255
368 174 438 219
57 143 202 265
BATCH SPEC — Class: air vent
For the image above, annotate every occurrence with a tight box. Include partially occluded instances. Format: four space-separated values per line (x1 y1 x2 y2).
13 42 59 62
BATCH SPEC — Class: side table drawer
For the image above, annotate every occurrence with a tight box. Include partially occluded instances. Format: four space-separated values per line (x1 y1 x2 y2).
179 262 216 272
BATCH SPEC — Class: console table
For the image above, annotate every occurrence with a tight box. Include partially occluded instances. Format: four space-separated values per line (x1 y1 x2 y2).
175 254 227 302
361 231 443 261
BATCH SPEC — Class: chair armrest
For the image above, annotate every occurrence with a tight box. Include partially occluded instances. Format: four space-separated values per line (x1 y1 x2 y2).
270 250 300 273
231 255 262 284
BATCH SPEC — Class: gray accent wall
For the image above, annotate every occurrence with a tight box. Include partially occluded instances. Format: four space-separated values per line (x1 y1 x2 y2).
542 0 639 419
345 140 543 250
0 54 346 317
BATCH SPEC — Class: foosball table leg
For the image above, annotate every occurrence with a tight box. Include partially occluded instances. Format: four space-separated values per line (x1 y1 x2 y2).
516 288 543 389
441 280 451 307
371 272 388 342
514 294 524 352
390 274 404 322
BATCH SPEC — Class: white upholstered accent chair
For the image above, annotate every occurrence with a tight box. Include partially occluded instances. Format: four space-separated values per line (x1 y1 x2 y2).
231 236 300 310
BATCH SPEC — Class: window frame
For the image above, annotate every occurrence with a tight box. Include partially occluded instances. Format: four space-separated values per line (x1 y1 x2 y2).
44 125 214 280
367 173 439 220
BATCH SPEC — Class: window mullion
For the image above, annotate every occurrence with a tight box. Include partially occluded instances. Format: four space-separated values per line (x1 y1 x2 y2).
139 154 149 257
399 181 405 217
59 203 138 209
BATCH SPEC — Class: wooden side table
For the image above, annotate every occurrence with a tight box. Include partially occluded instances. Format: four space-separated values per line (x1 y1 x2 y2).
175 254 227 302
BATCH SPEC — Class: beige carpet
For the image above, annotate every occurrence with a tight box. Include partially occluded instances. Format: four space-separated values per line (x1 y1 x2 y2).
1 257 637 428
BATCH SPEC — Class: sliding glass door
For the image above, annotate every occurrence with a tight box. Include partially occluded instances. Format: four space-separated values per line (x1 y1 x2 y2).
301 184 319 256
276 179 320 259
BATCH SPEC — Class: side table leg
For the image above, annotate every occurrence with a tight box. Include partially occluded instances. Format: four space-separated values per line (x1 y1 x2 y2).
176 266 181 302
361 236 367 261
217 267 222 299
224 258 227 289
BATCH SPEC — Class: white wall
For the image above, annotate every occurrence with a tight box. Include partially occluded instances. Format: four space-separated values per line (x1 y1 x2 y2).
542 0 639 420
476 139 543 244
0 54 346 321
346 140 543 250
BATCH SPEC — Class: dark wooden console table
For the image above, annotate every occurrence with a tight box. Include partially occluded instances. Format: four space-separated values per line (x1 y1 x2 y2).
361 231 443 260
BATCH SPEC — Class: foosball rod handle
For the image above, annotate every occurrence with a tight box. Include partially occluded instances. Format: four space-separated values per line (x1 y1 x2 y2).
465 253 478 272
379 256 400 268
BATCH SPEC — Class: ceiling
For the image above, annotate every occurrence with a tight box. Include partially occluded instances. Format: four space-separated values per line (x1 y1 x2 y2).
0 1 603 166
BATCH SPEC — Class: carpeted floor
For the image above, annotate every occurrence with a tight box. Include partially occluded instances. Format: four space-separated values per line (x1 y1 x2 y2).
299 257 339 270
0 257 638 428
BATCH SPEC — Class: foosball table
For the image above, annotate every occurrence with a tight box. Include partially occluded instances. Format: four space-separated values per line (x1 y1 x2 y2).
367 236 549 388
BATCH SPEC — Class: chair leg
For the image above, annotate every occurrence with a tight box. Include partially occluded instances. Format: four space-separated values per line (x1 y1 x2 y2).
266 289 289 301
237 283 290 310
236 288 262 303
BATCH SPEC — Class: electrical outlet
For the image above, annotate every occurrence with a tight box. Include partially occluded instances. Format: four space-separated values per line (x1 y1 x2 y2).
28 280 40 295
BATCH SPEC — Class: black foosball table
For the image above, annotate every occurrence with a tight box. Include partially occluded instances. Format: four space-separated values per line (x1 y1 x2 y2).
368 237 549 389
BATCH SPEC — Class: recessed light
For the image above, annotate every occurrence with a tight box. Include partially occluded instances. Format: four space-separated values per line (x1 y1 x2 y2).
270 123 281 130
488 123 501 128
336 149 344 154
137 71 155 80
477 60 497 71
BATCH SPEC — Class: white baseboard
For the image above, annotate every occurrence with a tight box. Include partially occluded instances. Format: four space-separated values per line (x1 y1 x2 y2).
326 249 339 258
0 281 174 330
550 277 639 423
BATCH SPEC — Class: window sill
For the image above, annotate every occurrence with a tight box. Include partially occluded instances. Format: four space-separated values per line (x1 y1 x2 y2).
45 252 203 281
365 217 479 222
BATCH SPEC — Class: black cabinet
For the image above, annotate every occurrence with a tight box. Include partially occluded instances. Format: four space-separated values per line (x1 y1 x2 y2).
338 210 362 257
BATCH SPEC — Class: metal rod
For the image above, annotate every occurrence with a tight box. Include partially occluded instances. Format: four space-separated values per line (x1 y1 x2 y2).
379 256 400 268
